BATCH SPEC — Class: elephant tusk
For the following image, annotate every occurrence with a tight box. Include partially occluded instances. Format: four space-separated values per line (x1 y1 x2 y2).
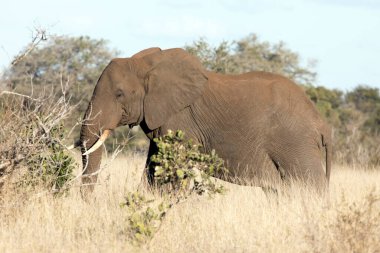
82 129 111 156
67 140 81 150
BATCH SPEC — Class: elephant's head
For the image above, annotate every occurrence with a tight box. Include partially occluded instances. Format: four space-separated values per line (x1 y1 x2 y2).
79 48 208 191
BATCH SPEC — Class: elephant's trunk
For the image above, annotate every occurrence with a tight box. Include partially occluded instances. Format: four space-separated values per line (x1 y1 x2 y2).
79 104 106 195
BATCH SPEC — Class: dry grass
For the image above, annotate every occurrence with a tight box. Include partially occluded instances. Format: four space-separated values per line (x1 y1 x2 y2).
1 154 380 253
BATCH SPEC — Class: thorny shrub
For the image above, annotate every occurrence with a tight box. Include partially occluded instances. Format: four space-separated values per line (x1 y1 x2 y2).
23 124 75 192
0 92 77 195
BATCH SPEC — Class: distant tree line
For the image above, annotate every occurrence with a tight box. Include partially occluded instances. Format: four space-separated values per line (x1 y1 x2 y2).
1 34 379 165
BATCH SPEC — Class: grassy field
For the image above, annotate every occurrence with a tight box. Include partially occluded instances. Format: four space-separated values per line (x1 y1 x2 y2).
1 153 379 253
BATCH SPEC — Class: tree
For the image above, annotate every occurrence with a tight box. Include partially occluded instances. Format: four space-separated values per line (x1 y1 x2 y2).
1 35 124 147
363 106 380 135
3 35 119 113
346 86 380 113
185 38 237 74
185 34 316 85
304 85 344 126
234 34 316 84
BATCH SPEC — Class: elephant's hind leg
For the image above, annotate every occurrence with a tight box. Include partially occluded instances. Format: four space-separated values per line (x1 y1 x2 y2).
145 140 158 186
285 154 327 192
269 145 327 192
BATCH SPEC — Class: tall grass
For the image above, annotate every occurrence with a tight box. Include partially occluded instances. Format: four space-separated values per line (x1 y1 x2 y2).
0 154 379 253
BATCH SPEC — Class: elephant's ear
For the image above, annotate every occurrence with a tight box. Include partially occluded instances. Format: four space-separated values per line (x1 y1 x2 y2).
143 48 208 130
132 47 161 58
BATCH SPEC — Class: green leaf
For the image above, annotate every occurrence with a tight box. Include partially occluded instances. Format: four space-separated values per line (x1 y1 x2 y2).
176 169 185 179
154 166 164 176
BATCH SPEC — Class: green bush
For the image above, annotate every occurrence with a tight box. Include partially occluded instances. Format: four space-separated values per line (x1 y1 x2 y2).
121 192 169 244
121 130 228 244
26 124 75 192
0 93 76 195
151 130 227 196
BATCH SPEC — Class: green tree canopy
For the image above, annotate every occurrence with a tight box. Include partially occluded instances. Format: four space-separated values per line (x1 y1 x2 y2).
3 35 118 112
1 35 120 144
346 86 380 113
304 86 344 126
185 34 316 85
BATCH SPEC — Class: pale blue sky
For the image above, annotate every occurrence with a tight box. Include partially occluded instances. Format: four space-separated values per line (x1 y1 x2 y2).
1 0 379 90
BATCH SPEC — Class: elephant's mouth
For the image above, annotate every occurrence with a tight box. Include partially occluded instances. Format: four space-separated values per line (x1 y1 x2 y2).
119 113 142 129
82 129 111 156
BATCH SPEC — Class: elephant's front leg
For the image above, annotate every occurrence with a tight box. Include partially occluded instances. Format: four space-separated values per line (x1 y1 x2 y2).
144 140 158 186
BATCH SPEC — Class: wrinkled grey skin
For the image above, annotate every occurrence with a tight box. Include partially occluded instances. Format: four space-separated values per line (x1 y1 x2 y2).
80 47 331 194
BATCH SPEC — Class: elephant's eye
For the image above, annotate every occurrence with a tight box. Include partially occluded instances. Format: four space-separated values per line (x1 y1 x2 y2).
115 89 124 99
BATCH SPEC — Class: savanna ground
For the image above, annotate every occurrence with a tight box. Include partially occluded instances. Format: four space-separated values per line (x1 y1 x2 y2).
1 152 379 253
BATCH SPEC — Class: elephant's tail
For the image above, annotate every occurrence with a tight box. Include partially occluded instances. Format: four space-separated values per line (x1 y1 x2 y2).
322 129 332 184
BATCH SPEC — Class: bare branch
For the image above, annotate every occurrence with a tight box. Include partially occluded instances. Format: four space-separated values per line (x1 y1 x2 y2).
0 161 11 170
0 91 41 101
11 27 47 66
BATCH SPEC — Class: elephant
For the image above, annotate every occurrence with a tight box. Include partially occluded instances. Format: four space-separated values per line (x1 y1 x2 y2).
78 47 332 193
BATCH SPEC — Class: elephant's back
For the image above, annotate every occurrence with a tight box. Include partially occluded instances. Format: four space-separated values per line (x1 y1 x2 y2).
232 71 325 136
208 71 318 113
207 70 327 132
208 70 292 83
